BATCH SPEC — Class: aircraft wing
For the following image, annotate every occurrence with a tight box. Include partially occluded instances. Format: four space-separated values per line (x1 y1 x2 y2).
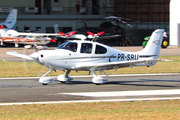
75 59 158 70
8 32 64 37
6 52 34 60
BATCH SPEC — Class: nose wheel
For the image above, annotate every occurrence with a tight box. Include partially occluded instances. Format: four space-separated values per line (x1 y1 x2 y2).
42 83 48 85
39 67 55 85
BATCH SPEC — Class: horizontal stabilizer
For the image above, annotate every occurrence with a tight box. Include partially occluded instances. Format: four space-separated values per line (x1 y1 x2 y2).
6 52 34 60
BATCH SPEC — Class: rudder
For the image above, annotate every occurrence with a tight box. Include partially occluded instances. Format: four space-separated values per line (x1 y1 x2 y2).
4 9 17 29
139 29 164 59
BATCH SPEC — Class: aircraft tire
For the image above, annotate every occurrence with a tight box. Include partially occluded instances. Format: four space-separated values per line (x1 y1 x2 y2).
42 83 48 85
60 81 66 83
2 43 6 47
95 83 103 85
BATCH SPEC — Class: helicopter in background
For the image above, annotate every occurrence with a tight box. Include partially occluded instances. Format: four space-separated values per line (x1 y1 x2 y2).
77 16 132 46
54 16 132 46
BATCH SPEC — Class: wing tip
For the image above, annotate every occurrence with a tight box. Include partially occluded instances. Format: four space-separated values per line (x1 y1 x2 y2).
6 51 18 55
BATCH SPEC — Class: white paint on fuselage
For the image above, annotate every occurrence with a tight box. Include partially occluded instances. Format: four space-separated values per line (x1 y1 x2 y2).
35 40 155 71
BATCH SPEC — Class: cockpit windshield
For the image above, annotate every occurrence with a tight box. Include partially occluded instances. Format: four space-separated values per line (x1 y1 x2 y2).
57 42 77 52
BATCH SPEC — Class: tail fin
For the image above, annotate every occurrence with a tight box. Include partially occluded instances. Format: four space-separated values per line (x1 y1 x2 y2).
0 9 17 29
139 29 164 59
54 24 60 33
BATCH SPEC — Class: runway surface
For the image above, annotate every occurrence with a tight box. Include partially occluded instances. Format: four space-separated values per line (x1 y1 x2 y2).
0 74 180 104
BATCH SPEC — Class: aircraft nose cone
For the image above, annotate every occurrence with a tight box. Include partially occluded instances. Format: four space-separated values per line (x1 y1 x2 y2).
30 52 39 60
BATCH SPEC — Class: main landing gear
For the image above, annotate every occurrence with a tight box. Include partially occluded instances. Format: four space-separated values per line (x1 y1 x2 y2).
90 68 108 85
39 68 108 85
39 68 73 85
57 70 73 83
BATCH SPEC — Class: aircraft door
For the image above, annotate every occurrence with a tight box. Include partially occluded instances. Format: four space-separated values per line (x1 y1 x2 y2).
78 43 93 64
80 43 92 54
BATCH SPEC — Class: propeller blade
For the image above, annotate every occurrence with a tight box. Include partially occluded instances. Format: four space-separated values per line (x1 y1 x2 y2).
51 39 56 43
87 31 94 36
117 18 132 27
67 31 76 37
58 32 66 36
97 31 104 36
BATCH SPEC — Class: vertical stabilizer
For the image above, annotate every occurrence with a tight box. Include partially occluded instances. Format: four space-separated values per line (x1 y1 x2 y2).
54 24 60 33
139 29 164 59
0 9 17 29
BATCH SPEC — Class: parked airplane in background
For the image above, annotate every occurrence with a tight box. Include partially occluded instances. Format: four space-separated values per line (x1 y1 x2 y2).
0 9 47 48
0 26 67 49
0 9 17 30
7 29 164 85
0 9 18 47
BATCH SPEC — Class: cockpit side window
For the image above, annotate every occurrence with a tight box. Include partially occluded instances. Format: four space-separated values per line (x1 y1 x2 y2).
36 36 41 39
57 42 77 52
27 36 33 39
80 43 92 54
95 45 107 54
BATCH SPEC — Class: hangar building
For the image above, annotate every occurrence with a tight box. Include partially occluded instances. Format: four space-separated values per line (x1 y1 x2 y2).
0 0 170 46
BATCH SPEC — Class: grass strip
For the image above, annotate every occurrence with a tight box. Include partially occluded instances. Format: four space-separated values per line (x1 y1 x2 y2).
0 100 180 119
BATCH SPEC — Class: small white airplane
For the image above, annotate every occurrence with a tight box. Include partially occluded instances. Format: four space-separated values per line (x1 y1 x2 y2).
7 29 164 85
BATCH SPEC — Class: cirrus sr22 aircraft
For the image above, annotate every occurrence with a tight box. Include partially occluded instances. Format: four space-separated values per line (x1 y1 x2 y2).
7 29 164 85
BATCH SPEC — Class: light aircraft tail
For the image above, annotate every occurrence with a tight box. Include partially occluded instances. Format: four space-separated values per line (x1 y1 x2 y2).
54 24 60 33
138 29 164 60
0 9 17 29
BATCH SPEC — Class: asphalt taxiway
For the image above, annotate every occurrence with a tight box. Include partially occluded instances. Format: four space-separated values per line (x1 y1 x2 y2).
0 74 180 104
